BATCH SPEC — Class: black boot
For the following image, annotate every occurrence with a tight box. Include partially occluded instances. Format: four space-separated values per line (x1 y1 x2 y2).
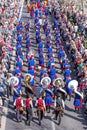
74 108 76 112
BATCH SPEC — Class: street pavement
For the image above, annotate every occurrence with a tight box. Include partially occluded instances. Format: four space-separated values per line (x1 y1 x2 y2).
3 1 87 130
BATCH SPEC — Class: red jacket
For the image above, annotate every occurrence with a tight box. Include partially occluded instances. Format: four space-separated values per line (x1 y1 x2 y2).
37 99 44 109
26 98 31 108
16 98 22 109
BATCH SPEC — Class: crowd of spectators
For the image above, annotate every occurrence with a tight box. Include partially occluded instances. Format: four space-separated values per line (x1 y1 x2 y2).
0 0 24 103
51 0 87 89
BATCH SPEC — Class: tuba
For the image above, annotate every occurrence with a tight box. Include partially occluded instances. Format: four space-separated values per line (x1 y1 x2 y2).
74 90 83 99
24 74 34 94
53 78 64 88
9 76 19 87
41 76 51 88
9 76 19 95
68 80 78 92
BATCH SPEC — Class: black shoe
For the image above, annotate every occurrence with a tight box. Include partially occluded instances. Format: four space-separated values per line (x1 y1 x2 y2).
78 109 80 113
18 120 22 122
69 98 71 101
74 109 76 112
54 116 57 120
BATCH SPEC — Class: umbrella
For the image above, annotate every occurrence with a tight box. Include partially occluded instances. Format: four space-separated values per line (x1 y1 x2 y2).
68 80 78 91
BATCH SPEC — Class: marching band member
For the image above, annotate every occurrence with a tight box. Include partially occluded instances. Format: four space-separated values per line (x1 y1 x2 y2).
35 95 46 119
74 91 83 112
66 84 73 101
39 53 44 67
40 67 47 81
49 63 56 84
64 66 71 78
28 55 35 68
17 34 23 43
26 37 31 50
35 8 39 17
48 57 54 68
53 94 65 119
45 89 53 113
25 94 33 125
16 61 23 71
14 94 24 122
13 67 21 76
25 21 30 31
28 67 35 87
13 83 23 102
39 56 44 67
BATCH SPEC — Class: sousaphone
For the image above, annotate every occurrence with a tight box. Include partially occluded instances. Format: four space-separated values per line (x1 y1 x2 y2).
74 90 83 99
53 77 64 88
9 76 19 87
9 76 19 95
57 88 67 101
41 76 51 88
24 73 34 94
68 80 78 92
45 89 53 95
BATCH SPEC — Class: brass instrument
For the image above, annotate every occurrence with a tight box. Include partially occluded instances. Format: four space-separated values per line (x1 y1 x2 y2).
53 78 64 88
68 80 78 92
9 76 19 87
74 90 83 99
9 76 19 95
24 74 34 94
41 76 51 87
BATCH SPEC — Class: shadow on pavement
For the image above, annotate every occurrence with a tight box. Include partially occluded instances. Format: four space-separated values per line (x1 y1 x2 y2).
64 111 87 126
65 104 74 112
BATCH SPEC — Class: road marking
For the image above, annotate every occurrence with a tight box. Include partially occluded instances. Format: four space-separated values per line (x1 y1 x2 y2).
0 101 8 130
51 119 56 130
19 0 25 21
